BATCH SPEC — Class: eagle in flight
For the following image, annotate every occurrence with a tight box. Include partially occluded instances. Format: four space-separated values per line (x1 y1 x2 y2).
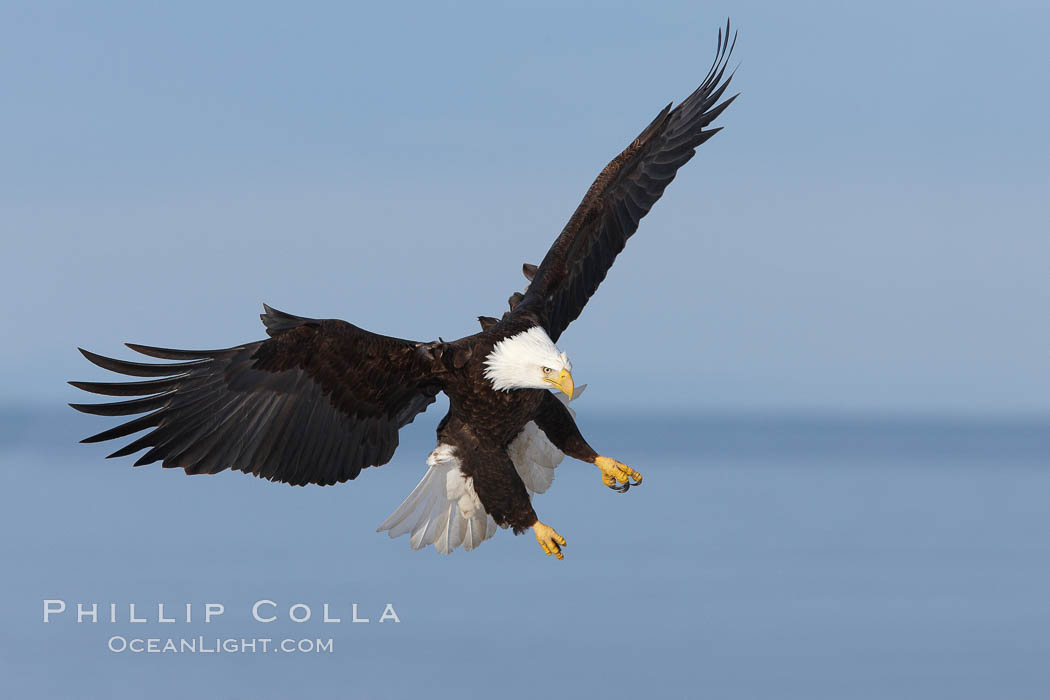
71 24 737 560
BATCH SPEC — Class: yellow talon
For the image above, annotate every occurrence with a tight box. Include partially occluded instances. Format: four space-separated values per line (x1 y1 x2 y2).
595 456 643 492
532 521 566 560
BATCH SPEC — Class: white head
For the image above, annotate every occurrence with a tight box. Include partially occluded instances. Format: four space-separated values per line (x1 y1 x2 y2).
483 326 575 398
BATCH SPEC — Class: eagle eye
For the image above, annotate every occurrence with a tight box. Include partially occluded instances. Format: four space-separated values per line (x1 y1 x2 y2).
542 366 552 374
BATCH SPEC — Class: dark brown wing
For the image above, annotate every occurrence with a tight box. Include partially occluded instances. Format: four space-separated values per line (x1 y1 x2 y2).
69 305 442 486
506 22 738 341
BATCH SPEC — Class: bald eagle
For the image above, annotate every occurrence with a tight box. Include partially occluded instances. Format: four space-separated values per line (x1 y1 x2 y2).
70 25 737 560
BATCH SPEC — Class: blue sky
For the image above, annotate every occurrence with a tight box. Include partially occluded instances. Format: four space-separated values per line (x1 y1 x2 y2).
3 1 1047 416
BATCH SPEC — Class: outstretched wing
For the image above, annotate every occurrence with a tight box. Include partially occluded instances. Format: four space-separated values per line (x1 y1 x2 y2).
70 305 442 486
506 22 738 341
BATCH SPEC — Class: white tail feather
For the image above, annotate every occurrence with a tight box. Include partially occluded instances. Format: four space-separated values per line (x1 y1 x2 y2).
377 443 498 554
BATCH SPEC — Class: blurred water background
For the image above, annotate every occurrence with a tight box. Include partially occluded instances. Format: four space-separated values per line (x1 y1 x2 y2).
2 405 1047 698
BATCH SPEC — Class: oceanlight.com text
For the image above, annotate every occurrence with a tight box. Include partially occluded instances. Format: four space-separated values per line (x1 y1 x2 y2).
107 636 334 654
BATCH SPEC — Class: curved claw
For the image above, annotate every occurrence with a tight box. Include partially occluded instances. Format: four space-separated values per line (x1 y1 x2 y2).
596 456 642 494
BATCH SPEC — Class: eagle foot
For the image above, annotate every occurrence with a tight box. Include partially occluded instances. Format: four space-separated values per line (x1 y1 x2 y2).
532 521 566 560
595 456 643 494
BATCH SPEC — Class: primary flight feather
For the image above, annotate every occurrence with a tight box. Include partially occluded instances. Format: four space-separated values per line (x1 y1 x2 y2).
71 23 738 560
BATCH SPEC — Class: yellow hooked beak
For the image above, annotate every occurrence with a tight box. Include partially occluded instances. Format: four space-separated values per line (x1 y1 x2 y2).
545 368 574 399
